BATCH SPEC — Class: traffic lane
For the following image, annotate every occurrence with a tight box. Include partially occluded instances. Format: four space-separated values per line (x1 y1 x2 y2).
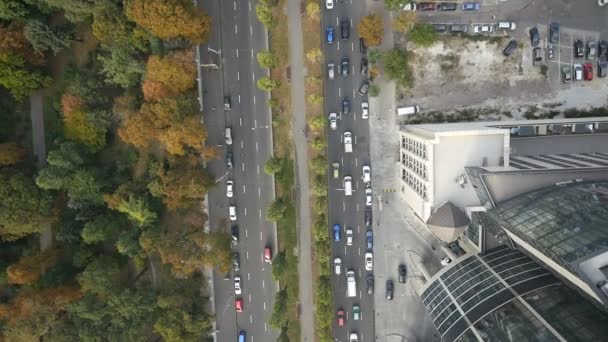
213 271 238 342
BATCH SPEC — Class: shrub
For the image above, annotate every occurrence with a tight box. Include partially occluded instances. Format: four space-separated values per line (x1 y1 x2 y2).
409 23 436 47
383 48 413 87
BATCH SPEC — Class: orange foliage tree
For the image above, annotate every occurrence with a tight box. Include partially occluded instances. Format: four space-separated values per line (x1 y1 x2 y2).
142 79 170 101
125 0 211 43
358 14 384 47
0 142 26 166
145 51 196 94
6 248 60 285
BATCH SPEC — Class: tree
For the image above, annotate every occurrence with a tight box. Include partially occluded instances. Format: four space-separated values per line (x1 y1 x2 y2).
264 157 283 175
0 169 53 241
0 0 29 20
307 94 323 105
358 14 383 47
145 51 197 94
310 155 327 174
77 256 121 297
153 292 212 342
62 106 110 151
202 145 221 161
92 3 148 51
305 2 320 22
308 115 324 131
256 51 277 69
255 2 275 28
383 48 413 87
271 250 286 280
409 23 436 47
125 0 211 43
384 0 408 11
305 48 323 64
269 289 287 328
116 229 141 257
7 248 60 285
368 48 382 64
104 184 158 227
98 46 145 88
311 136 327 151
257 77 280 91
393 11 417 33
23 20 72 55
312 178 328 196
0 52 50 100
81 213 126 244
39 0 96 22
266 199 287 222
142 79 171 101
0 142 26 165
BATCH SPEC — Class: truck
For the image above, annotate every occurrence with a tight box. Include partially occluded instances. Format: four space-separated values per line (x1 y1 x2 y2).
344 131 352 153
346 269 357 297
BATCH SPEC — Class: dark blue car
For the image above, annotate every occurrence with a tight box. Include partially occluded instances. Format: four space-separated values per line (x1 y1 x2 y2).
333 224 341 241
366 229 373 250
326 26 334 44
461 2 480 10
239 331 246 342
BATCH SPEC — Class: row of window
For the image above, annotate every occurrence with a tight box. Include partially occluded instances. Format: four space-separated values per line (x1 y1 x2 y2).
402 169 427 200
402 135 428 159
401 153 428 180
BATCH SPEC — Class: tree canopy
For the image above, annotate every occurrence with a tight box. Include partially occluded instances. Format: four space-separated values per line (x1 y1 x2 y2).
358 14 383 47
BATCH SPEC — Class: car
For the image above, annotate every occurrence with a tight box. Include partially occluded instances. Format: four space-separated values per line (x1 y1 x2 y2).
229 205 237 221
598 61 607 77
358 81 369 95
403 2 416 11
346 228 354 246
574 63 583 81
232 252 240 271
359 38 366 53
366 275 374 294
239 331 246 342
598 40 608 59
437 2 457 10
398 264 407 283
461 2 480 10
226 152 233 169
503 40 518 56
352 305 361 320
365 252 373 271
333 224 341 241
365 187 372 207
473 24 493 34
547 44 554 60
327 63 335 79
362 165 371 184
533 47 542 66
433 24 448 32
342 97 350 114
225 127 232 145
326 0 333 9
497 21 516 30
450 24 468 33
361 101 369 119
583 63 593 81
328 112 337 130
574 40 584 58
334 257 342 275
332 162 340 179
224 96 231 111
226 180 234 198
340 19 350 39
600 0 608 5
587 41 597 59
417 2 436 11
336 308 345 326
365 229 373 250
235 298 243 312
341 57 350 76
264 247 272 263
529 27 540 46
360 58 368 75
441 257 452 266
549 22 559 44
234 276 242 295
364 208 372 226
231 225 239 244
349 332 358 342
562 65 572 83
326 26 334 43
386 280 394 300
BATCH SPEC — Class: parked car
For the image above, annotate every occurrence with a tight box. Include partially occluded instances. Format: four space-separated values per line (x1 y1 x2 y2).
224 96 231 111
231 225 239 244
450 24 468 33
503 40 518 56
547 44 554 60
358 81 369 95
533 47 543 65
346 228 354 246
349 332 358 342
437 2 457 10
340 19 350 39
226 180 234 198
473 24 493 33
229 205 237 221
326 26 334 43
417 2 436 10
332 162 340 179
341 57 350 76
386 280 394 300
342 97 350 114
233 252 240 271
360 58 368 75
352 305 361 320
365 229 373 249
226 152 233 169
234 276 242 295
365 252 373 271
441 257 452 266
583 63 593 81
497 21 516 30
398 264 407 283
264 247 272 263
359 38 366 53
333 224 341 241
362 165 371 184
365 187 372 207
326 0 334 9
598 40 608 59
574 63 583 81
327 63 335 79
461 2 480 10
549 22 560 44
433 24 448 32
598 60 608 77
235 298 243 312
367 275 374 294
561 65 572 83
361 101 369 119
364 208 372 226
403 2 416 10
574 40 584 58
329 112 337 130
334 257 342 275
336 308 345 326
529 27 540 46
587 41 597 59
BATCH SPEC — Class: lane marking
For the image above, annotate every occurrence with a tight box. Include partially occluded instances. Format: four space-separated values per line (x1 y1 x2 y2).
250 25 253 36
258 187 261 198
248 273 250 281
248 293 251 302
246 250 249 259
259 209 262 220
339 88 342 96
343 200 346 212
241 140 244 149
253 95 256 104
256 142 259 152
235 24 238 34
244 207 247 216
264 301 266 310
252 72 255 81
236 49 239 58
357 203 360 212
352 42 354 51
262 280 265 289
257 164 260 175
251 50 254 58
238 94 241 103
336 17 339 25
242 163 245 171
237 71 240 80
240 117 243 126
260 231 263 241
243 185 246 194
249 315 253 324
265 323 267 331
234 1 236 10
249 1 251 11
337 41 340 51
355 157 358 166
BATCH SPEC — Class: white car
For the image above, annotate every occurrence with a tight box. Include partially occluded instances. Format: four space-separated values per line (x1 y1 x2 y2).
329 112 337 130
361 101 369 119
473 24 493 33
365 252 373 271
441 257 452 266
234 276 242 295
346 228 353 246
362 165 371 184
365 187 372 207
574 64 583 81
334 257 342 275
226 180 234 198
229 206 237 221
599 0 607 5
225 127 232 145
403 2 416 11
349 332 358 342
326 0 334 9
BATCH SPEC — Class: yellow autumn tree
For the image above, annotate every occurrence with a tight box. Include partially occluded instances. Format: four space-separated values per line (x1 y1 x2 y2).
358 14 384 47
0 142 26 166
61 93 107 151
145 50 197 94
7 248 60 285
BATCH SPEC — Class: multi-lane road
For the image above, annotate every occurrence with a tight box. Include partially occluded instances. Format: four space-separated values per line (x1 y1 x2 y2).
322 1 375 341
197 0 278 341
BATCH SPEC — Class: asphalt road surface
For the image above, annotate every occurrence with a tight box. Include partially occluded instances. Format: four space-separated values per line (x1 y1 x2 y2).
322 1 375 341
197 0 278 341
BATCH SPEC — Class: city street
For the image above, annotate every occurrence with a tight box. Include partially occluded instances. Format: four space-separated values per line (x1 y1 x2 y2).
197 0 278 340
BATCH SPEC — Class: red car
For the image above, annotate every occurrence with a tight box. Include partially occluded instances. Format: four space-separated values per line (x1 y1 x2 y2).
583 63 593 81
336 308 345 326
417 2 436 10
264 247 272 263
235 298 243 313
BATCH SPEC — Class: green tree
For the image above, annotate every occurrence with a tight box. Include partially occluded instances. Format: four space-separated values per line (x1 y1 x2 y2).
77 256 120 297
23 20 72 55
256 51 277 69
269 289 287 328
310 155 327 175
255 2 275 28
153 295 211 342
266 199 287 222
98 46 145 88
0 0 29 20
81 214 125 244
308 115 324 131
312 177 328 196
383 48 413 87
0 53 50 100
257 77 280 91
384 0 408 11
271 251 286 280
408 23 436 47
116 229 141 257
264 157 283 175
311 137 327 151
115 195 157 227
39 0 96 22
367 49 382 64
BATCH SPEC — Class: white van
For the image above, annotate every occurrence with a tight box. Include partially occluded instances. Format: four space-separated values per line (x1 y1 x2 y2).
229 206 237 221
344 176 352 196
346 270 357 297
497 21 516 30
225 127 232 145
397 106 420 116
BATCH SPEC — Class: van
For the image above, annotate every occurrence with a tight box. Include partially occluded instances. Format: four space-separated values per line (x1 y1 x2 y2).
346 270 357 297
328 63 335 79
229 206 237 221
225 127 232 145
238 331 246 342
397 106 420 116
344 176 352 196
497 21 516 30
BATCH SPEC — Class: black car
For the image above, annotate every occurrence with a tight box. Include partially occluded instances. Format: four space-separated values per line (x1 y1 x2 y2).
367 276 374 294
587 41 597 59
598 40 608 59
341 57 350 76
398 264 407 283
599 61 608 78
358 81 369 96
233 252 240 271
231 225 239 244
437 2 457 11
224 96 231 111
549 22 559 44
433 24 448 32
503 40 518 56
359 38 366 53
529 27 540 47
340 19 350 40
533 47 542 66
360 58 368 75
364 207 372 226
574 40 584 58
226 152 233 169
386 280 394 300
342 97 350 114
449 24 468 33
